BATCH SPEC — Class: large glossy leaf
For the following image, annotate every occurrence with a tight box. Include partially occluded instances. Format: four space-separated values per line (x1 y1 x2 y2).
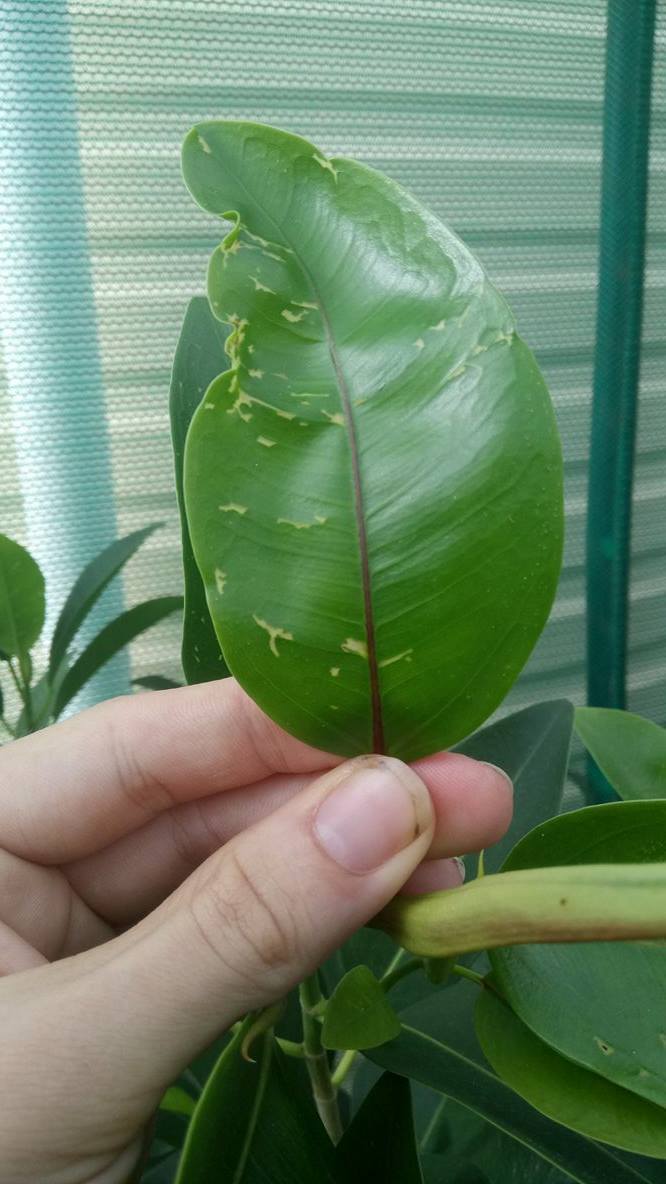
170 298 230 684
476 989 666 1158
0 534 45 659
491 802 666 1107
48 525 159 680
337 1072 424 1182
575 708 666 801
181 120 563 760
400 984 663 1184
53 596 183 717
457 700 573 877
367 1022 654 1183
176 1027 336 1184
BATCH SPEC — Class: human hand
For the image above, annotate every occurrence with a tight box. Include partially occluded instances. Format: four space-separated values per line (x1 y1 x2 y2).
0 679 512 1183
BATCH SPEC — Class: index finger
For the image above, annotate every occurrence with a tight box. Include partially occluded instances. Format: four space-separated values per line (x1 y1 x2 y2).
0 680 341 864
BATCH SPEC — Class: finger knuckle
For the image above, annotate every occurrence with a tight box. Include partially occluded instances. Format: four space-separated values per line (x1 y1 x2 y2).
190 847 301 990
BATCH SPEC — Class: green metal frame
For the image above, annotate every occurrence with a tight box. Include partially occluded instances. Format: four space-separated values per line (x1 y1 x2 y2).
586 0 657 783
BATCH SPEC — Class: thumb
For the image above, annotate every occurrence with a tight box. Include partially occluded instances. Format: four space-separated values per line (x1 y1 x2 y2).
122 754 436 1079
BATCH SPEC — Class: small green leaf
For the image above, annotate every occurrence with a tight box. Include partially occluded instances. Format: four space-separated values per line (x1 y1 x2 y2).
181 120 563 759
159 1085 196 1119
367 1020 653 1183
53 596 183 717
322 965 402 1050
0 534 45 659
476 988 666 1159
170 297 230 685
133 675 183 691
457 700 574 877
575 708 666 801
336 1072 424 1182
48 525 160 680
176 1027 336 1184
491 801 666 1108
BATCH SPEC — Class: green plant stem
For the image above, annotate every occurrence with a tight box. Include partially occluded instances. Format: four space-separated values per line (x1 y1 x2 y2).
380 956 423 993
331 1047 357 1089
0 716 16 739
451 963 486 987
276 1037 305 1058
299 973 344 1143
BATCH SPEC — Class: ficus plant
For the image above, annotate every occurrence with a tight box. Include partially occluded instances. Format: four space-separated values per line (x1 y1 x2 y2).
158 121 666 1183
0 525 182 740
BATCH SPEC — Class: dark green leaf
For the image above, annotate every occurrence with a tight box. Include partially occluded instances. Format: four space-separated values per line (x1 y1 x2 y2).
575 708 666 801
457 701 574 877
49 525 160 680
0 534 45 659
181 120 563 759
133 676 184 691
322 965 401 1050
53 597 183 717
141 1153 180 1183
492 802 666 1107
337 1072 424 1182
367 1022 658 1183
476 988 666 1158
176 1028 336 1184
170 297 230 685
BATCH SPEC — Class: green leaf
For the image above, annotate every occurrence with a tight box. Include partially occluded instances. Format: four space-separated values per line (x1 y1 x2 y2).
53 596 183 717
336 1072 424 1182
48 525 160 680
322 965 401 1050
159 1085 196 1119
0 534 45 659
575 708 666 801
491 802 666 1109
181 120 563 760
367 1021 658 1183
476 988 666 1159
15 673 52 736
457 700 574 877
133 675 183 691
171 297 230 685
404 985 663 1184
176 1027 336 1184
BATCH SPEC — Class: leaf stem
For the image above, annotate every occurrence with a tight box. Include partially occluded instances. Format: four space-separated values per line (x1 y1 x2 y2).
276 1037 305 1059
299 973 344 1143
331 1047 357 1089
451 963 486 987
380 957 423 993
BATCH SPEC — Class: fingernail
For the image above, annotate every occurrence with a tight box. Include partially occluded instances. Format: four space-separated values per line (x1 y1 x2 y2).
479 761 514 793
314 755 433 873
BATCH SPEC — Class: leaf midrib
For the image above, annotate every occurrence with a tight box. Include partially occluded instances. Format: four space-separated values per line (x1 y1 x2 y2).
220 163 385 753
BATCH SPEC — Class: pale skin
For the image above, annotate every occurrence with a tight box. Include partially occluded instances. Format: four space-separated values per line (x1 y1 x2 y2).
0 679 513 1184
